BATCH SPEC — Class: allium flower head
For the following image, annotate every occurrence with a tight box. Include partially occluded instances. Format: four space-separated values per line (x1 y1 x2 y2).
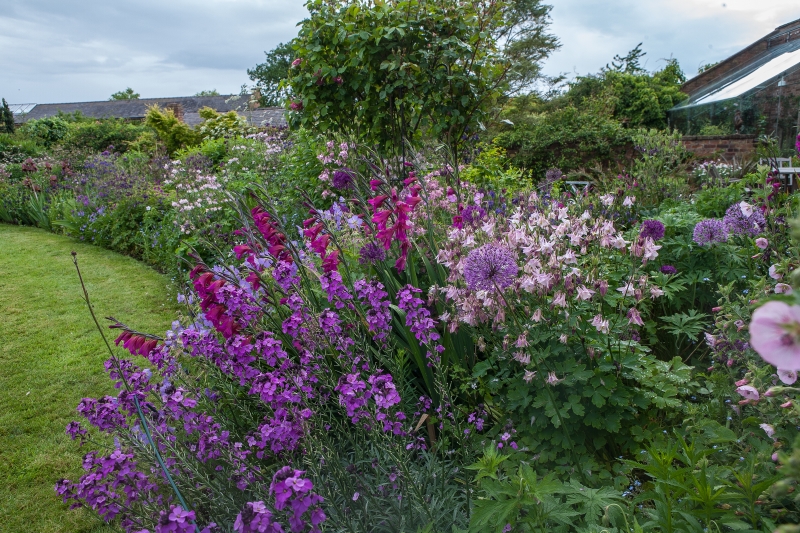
358 241 386 265
660 265 677 275
693 219 727 246
463 243 518 292
723 202 766 236
332 168 354 190
640 219 665 241
750 301 800 370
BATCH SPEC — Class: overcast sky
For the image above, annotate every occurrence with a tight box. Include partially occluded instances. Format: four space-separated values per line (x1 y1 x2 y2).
1 0 799 104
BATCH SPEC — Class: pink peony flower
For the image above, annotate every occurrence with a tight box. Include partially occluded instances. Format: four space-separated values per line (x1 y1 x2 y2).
749 301 800 370
778 368 798 384
736 385 759 401
756 237 769 249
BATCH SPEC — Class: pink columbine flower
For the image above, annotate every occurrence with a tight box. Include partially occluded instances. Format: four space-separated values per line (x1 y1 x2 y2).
617 283 635 297
749 301 800 370
778 368 798 384
545 371 562 385
627 307 644 326
736 385 759 401
756 237 769 249
576 285 595 301
531 309 543 322
623 196 635 207
775 283 793 294
591 314 609 334
523 370 537 383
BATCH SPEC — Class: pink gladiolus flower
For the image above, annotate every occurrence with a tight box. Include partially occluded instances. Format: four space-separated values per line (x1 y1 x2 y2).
756 238 769 249
736 385 759 401
749 301 800 370
778 368 798 384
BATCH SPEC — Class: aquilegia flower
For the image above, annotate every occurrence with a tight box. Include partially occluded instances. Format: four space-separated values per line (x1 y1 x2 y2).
749 301 800 370
693 219 727 246
640 220 665 241
463 243 518 292
723 201 766 237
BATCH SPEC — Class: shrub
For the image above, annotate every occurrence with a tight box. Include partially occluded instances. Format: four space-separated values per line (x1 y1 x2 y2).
144 106 200 155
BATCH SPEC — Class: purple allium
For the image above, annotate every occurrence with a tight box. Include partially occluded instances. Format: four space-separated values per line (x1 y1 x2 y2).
461 205 487 226
332 168 354 190
640 219 665 241
693 219 728 246
660 265 677 275
358 241 386 265
545 168 563 181
463 243 518 291
723 202 766 236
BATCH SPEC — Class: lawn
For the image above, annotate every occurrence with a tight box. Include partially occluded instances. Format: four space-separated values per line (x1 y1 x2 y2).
0 224 178 533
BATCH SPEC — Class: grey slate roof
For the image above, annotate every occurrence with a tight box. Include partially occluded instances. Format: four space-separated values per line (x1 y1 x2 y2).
13 95 287 127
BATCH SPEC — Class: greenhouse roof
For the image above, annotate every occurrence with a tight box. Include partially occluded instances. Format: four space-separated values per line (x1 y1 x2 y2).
673 39 800 110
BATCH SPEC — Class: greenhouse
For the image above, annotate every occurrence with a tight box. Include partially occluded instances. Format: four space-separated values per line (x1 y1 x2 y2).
670 25 800 154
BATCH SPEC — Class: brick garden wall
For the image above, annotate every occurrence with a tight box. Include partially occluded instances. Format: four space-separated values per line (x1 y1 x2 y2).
681 135 758 160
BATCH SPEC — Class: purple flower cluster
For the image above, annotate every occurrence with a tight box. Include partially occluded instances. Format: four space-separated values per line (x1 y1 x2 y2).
660 265 677 275
358 241 386 265
693 219 727 246
639 219 665 241
397 285 444 363
332 168 354 190
461 205 487 226
463 243 518 292
354 280 392 343
722 203 766 237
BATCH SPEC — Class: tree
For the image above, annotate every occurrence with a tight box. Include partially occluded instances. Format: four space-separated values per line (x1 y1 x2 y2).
1 98 14 134
248 42 294 107
195 89 220 96
110 88 140 101
285 0 557 157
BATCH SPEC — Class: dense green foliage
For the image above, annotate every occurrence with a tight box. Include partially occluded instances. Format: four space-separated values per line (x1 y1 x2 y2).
286 0 556 156
109 88 140 100
1 98 15 134
248 42 294 107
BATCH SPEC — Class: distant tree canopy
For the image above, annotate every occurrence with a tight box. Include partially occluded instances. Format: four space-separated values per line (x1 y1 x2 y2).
248 42 294 107
194 89 221 96
1 99 14 134
283 0 558 156
110 88 140 101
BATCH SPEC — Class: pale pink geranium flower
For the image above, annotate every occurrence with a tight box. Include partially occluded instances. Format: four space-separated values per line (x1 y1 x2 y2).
736 385 760 401
778 368 798 385
769 265 783 280
775 283 792 294
760 423 776 439
756 238 769 250
749 301 800 370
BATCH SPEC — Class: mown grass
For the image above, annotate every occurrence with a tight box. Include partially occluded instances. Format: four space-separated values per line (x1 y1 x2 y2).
0 224 178 533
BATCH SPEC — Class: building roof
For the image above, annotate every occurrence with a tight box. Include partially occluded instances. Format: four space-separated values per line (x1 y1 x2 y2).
675 16 800 109
11 95 287 127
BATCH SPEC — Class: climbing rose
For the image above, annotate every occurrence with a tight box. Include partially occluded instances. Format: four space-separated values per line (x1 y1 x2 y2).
749 301 800 370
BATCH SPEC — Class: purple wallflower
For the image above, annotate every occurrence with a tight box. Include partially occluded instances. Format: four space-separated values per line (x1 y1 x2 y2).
358 241 386 265
640 220 665 241
463 243 518 291
693 219 728 246
660 265 677 275
723 202 766 237
332 168 354 190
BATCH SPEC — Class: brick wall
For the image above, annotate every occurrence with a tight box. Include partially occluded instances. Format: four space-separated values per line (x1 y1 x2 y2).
683 19 800 97
682 135 758 160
